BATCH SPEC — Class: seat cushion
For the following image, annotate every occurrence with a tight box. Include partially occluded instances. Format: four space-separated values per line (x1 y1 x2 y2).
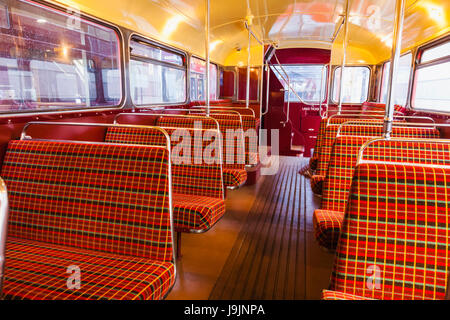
3 237 175 300
173 194 225 232
313 210 344 250
311 174 325 194
223 169 247 188
322 290 372 300
309 157 318 171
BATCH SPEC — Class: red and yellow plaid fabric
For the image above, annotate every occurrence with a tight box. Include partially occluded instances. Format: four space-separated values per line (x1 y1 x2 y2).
223 168 247 188
156 115 218 130
2 140 174 300
313 209 343 250
195 109 258 166
4 238 175 300
312 118 380 170
311 118 328 166
172 194 225 232
316 125 439 180
322 290 372 300
329 163 450 300
314 137 445 250
311 174 325 194
105 126 226 232
157 114 247 188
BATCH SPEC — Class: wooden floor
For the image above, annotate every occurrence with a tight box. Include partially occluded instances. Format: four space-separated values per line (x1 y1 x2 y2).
166 156 334 300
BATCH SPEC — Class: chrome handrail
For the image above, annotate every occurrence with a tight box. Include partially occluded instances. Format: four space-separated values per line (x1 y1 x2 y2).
0 177 9 298
328 114 435 127
21 122 171 150
335 119 439 137
191 106 256 118
357 137 450 167
114 113 221 132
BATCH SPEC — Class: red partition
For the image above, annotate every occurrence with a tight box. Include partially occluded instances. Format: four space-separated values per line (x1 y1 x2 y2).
237 67 259 101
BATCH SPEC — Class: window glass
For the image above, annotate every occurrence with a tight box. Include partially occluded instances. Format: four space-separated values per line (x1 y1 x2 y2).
0 0 121 113
421 42 450 63
271 65 327 103
130 40 183 66
380 53 412 106
130 38 186 105
190 56 217 101
413 61 450 112
332 67 370 103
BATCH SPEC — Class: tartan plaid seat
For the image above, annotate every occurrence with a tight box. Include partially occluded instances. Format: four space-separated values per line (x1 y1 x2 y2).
223 168 247 188
191 111 259 167
326 163 450 300
313 135 443 250
172 194 225 232
105 126 226 233
156 115 218 130
4 238 174 300
2 140 175 300
312 124 439 195
158 114 248 189
311 118 382 173
313 209 343 250
310 174 325 194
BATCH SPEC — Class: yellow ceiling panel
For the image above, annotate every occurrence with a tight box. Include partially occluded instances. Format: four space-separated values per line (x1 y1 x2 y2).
52 0 450 66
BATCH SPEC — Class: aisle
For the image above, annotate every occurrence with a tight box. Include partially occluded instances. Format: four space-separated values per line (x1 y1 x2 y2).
167 156 334 300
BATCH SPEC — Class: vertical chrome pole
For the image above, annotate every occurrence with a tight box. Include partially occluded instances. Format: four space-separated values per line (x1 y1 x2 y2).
205 0 210 116
319 65 325 118
263 62 270 116
259 45 264 119
246 22 251 108
384 0 405 139
325 61 332 118
338 0 350 115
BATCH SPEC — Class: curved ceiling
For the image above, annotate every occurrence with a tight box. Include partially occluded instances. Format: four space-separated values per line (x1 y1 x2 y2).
53 0 450 66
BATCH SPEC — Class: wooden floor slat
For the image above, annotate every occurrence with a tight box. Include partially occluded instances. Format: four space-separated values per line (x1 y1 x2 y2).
209 156 328 300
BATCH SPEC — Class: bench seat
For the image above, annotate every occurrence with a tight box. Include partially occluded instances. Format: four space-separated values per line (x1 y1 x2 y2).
3 237 175 300
1 139 175 300
223 168 247 189
310 174 325 194
312 210 343 250
173 193 225 232
314 137 445 251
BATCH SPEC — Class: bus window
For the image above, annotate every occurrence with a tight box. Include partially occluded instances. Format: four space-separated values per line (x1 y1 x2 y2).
412 40 450 112
130 38 186 105
380 53 412 106
332 66 370 104
271 65 327 103
190 56 217 101
0 0 121 113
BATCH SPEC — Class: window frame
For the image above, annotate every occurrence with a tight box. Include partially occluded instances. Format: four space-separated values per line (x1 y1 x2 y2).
331 65 371 105
411 35 450 114
189 54 219 102
271 64 328 104
0 0 126 115
129 33 188 107
378 52 413 106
